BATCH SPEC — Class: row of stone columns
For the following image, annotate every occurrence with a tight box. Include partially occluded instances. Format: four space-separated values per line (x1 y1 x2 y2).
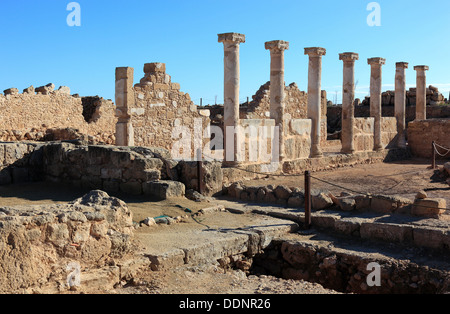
218 32 326 163
217 32 430 163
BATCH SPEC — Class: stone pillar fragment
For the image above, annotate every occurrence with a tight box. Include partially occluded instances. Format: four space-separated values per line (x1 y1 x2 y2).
414 65 429 121
339 53 359 154
265 40 289 161
368 57 386 151
115 67 135 147
218 33 245 165
395 62 408 148
305 47 326 158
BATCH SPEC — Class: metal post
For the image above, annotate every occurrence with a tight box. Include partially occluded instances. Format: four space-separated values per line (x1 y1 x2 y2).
304 171 312 230
197 148 203 194
432 141 436 169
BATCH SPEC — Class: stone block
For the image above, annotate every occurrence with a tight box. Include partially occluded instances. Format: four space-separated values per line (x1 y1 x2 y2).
274 185 292 200
144 63 166 74
411 198 447 217
120 181 143 195
360 222 413 243
142 180 185 200
0 168 12 185
311 192 333 210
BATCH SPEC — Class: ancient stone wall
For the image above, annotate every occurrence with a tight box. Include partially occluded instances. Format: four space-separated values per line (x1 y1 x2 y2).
361 85 447 107
0 141 224 198
407 119 450 158
353 117 397 152
0 85 116 144
0 190 134 293
241 82 328 146
130 63 210 158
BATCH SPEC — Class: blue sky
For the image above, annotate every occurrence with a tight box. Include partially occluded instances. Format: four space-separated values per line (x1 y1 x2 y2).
0 0 449 105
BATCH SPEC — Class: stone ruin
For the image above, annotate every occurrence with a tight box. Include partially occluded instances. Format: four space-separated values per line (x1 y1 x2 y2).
0 32 449 294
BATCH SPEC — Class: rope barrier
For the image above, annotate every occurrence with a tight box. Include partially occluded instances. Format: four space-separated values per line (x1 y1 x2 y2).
310 174 450 212
433 142 450 157
224 164 450 212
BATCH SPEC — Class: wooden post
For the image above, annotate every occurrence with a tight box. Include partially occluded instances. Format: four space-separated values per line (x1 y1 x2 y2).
304 171 312 230
432 141 436 169
197 148 203 194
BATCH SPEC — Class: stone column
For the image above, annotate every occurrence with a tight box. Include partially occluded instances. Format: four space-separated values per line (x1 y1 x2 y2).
395 62 408 148
305 47 326 158
115 67 135 147
265 40 289 161
414 65 429 120
218 33 245 165
368 57 386 151
339 53 359 154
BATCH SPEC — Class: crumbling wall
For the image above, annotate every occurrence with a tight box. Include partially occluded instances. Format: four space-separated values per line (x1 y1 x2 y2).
0 84 116 144
241 82 328 146
130 63 210 157
408 119 450 158
0 190 134 293
353 117 397 152
362 85 447 107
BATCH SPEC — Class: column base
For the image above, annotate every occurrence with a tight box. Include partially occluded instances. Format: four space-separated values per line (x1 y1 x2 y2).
373 145 384 152
341 148 355 155
310 145 323 158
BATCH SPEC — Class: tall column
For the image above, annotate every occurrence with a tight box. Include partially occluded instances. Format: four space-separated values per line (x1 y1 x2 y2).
305 47 326 158
414 65 429 120
395 62 408 148
115 67 135 147
368 57 386 151
218 33 245 165
265 40 289 161
339 53 359 154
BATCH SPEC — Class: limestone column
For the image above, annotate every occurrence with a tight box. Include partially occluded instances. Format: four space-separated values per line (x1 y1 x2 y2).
265 40 289 161
368 57 386 151
115 67 135 147
339 53 359 154
305 47 326 158
414 65 429 120
218 33 245 165
395 62 408 148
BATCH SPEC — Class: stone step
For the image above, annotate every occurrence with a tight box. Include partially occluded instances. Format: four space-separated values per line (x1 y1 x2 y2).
217 198 450 253
253 231 450 294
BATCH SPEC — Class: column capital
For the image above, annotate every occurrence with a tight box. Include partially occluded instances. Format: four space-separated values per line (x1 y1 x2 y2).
367 57 386 66
396 62 409 69
265 40 289 52
414 65 429 71
304 47 326 57
339 52 359 62
218 33 246 44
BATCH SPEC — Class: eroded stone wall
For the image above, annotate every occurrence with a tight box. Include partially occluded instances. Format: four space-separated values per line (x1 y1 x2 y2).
130 63 210 157
0 85 116 144
0 190 134 293
408 119 450 158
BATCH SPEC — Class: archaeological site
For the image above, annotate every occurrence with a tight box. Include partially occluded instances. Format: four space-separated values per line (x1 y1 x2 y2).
0 32 449 295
